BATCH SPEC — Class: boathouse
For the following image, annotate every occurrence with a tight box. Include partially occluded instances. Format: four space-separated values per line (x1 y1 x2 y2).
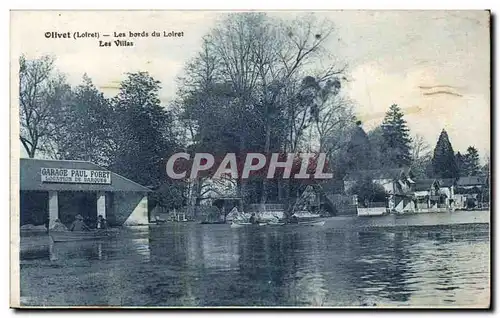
19 158 152 228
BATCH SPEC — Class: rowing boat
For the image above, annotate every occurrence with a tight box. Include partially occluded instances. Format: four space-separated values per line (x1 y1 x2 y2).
230 220 325 228
49 229 119 242
266 219 325 227
231 222 267 229
266 222 286 226
200 220 227 224
286 220 326 227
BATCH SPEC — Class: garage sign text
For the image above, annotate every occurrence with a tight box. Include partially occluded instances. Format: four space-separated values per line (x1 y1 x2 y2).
40 168 112 184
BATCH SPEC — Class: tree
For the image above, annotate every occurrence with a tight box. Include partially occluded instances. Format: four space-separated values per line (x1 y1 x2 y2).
482 154 490 177
481 154 490 204
340 121 373 173
463 146 481 176
178 12 346 207
327 119 357 178
431 129 459 179
110 72 180 189
19 55 71 158
410 134 432 179
348 176 387 206
367 126 390 169
316 95 355 155
380 104 412 167
455 152 466 177
52 74 113 166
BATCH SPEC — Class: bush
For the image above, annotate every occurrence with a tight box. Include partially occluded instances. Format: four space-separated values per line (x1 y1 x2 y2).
348 176 387 206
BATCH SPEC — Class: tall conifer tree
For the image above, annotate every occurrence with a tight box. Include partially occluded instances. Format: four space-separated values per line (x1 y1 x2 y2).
432 129 459 178
380 104 412 167
463 146 481 176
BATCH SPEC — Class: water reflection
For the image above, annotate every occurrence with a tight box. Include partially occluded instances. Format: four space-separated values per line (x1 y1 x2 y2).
20 212 490 307
352 232 413 303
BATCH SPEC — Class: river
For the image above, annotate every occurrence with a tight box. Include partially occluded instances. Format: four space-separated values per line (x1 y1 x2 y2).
19 210 490 307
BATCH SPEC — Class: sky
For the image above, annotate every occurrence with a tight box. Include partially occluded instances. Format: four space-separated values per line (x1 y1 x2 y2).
11 10 491 159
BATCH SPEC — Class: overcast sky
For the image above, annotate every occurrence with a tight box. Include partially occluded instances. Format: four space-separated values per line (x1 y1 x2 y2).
11 10 490 159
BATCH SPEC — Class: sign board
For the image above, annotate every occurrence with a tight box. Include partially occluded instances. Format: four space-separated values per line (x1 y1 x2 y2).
41 168 112 184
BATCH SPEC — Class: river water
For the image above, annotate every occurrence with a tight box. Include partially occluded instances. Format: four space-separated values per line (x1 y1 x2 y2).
19 210 490 308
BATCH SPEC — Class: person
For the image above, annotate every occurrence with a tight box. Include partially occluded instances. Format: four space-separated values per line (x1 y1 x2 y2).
290 215 299 224
249 213 257 224
269 215 280 224
50 219 68 232
70 214 90 232
96 215 108 229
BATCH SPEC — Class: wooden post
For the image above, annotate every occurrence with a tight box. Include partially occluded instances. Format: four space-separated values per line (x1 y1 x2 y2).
97 192 106 219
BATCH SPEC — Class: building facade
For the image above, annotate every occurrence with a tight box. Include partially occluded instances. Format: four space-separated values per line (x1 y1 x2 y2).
454 176 489 209
344 167 415 214
20 158 152 228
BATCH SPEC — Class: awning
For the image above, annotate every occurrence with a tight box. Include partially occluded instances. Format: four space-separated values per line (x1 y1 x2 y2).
20 158 152 193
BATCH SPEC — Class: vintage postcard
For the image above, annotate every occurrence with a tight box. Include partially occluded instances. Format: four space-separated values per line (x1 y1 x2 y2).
10 10 490 308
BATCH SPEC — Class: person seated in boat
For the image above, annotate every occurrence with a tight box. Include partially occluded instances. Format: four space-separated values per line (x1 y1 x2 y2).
50 219 68 232
268 215 280 224
249 213 258 224
154 215 164 224
70 214 91 232
96 215 108 229
289 215 299 224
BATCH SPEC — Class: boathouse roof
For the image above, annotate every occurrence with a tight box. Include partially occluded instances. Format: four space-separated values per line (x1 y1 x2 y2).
20 158 152 193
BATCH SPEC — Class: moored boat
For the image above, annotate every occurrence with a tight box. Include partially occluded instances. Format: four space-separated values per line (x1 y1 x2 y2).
200 220 227 224
49 229 119 242
277 220 326 227
231 222 250 228
265 221 286 226
230 222 264 228
231 220 325 228
294 220 325 227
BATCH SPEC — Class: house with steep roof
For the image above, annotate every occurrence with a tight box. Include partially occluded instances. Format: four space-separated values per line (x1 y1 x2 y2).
344 167 415 213
437 178 456 207
412 179 444 210
454 176 489 209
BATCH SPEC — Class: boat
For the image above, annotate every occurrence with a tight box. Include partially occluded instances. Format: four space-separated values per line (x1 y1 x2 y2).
230 222 263 228
20 224 48 233
200 220 227 224
266 222 286 226
276 220 326 227
49 229 119 242
230 222 250 228
231 220 325 228
293 220 325 227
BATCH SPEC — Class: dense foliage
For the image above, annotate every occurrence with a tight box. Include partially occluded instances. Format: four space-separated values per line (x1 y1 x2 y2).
19 13 488 210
